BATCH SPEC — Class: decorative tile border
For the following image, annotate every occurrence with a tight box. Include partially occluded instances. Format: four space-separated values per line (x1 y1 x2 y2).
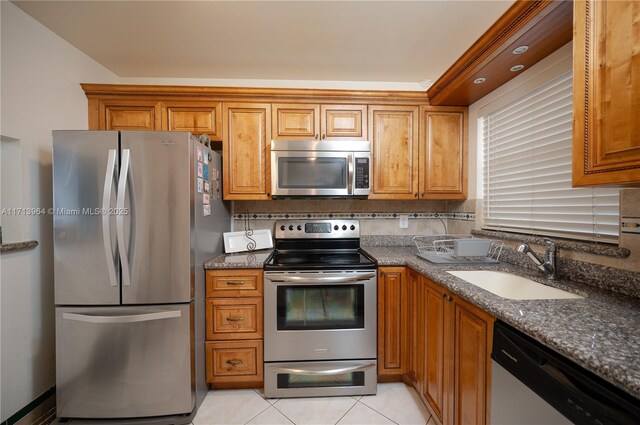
233 212 475 221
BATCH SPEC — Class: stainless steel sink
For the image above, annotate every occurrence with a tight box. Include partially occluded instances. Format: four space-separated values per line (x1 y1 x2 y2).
446 270 583 300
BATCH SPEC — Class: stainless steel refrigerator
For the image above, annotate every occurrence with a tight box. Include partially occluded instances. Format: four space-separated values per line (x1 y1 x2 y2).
52 131 229 422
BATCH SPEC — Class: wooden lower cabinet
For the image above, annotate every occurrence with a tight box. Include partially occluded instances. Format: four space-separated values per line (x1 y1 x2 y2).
377 267 408 379
206 340 263 386
205 269 263 388
384 268 493 425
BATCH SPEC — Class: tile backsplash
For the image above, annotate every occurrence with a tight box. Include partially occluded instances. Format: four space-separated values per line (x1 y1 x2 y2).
233 200 473 236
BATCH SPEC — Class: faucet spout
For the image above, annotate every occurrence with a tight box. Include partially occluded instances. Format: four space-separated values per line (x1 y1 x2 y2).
517 240 557 279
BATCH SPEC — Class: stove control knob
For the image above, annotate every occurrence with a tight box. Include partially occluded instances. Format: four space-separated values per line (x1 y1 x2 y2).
289 225 294 231
342 225 347 230
350 225 355 231
334 225 339 231
297 225 302 231
280 225 285 231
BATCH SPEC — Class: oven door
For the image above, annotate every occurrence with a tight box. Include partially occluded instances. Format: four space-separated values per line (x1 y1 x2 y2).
264 359 377 398
271 151 352 197
263 270 377 362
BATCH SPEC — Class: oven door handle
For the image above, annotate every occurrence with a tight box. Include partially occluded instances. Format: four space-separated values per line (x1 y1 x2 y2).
267 362 376 376
266 273 376 284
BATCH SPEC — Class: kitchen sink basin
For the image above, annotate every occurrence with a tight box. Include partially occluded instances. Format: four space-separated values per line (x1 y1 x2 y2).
446 270 584 300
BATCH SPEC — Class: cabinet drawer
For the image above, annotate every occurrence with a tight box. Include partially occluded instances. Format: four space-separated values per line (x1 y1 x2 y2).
206 298 262 340
206 270 263 297
206 340 263 384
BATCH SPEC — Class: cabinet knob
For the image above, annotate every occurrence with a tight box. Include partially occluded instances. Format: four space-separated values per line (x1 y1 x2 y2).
442 293 446 298
414 193 418 198
315 134 319 139
421 192 426 197
322 134 326 139
447 296 453 302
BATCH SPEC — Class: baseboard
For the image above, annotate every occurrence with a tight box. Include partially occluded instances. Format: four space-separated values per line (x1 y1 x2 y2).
2 387 56 425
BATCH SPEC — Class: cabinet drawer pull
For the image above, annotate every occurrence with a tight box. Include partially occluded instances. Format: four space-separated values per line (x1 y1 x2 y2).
226 281 246 286
226 359 245 366
226 316 245 322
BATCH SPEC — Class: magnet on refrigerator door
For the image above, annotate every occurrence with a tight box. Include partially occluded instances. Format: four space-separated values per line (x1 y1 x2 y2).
203 164 209 180
203 204 211 216
197 145 203 162
197 162 203 178
204 181 210 193
197 178 203 193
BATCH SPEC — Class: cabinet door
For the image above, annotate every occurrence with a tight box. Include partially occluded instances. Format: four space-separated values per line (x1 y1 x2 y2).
420 107 467 199
99 101 161 130
206 340 263 386
377 267 407 378
369 106 419 199
407 269 424 391
423 278 449 423
206 297 263 340
164 101 222 141
272 104 320 140
223 103 271 200
573 0 640 186
321 104 367 140
453 299 493 425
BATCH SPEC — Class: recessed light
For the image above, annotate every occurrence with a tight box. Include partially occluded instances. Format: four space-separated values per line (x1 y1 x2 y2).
473 77 486 84
513 45 529 55
510 64 525 72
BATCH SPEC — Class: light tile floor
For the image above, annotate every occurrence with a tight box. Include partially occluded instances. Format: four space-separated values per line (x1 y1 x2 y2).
193 383 434 425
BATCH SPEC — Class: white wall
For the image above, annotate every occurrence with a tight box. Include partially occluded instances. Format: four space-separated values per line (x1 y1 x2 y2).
0 3 119 420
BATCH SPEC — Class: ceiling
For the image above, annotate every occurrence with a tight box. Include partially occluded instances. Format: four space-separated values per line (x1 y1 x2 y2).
13 1 514 85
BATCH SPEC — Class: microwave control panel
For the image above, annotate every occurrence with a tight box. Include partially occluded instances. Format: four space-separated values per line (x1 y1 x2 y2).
355 158 370 189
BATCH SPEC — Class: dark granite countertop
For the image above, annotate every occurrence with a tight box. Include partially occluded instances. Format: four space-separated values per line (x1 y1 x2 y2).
204 245 640 400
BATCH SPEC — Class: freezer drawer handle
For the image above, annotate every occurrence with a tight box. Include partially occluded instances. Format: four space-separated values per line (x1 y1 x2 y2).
62 310 181 324
102 149 118 287
267 362 376 376
116 149 132 286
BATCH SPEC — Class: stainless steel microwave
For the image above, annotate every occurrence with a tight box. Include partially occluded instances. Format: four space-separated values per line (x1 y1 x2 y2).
270 140 371 197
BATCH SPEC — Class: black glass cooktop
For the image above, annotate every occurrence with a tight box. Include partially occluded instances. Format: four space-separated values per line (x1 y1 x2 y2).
264 249 377 271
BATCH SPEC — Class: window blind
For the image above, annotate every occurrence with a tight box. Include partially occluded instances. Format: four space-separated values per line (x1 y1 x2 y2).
482 71 619 241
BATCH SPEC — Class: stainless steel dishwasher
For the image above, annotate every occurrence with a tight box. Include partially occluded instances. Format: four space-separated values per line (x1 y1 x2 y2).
491 321 640 425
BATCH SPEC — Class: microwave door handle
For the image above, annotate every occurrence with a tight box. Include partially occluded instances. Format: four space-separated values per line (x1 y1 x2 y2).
347 154 354 195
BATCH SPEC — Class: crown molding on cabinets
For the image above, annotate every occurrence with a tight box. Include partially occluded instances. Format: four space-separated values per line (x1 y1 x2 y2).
427 0 573 106
81 84 430 105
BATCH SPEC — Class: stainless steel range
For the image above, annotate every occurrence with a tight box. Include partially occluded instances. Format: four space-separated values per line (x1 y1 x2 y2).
263 219 377 398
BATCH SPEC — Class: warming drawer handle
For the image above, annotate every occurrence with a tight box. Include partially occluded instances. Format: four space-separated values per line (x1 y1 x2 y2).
62 310 181 324
266 273 376 284
267 362 376 376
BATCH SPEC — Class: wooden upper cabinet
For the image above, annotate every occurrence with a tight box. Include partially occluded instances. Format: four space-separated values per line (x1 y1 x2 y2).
223 103 271 200
163 101 222 141
95 101 161 130
272 104 320 140
321 104 367 140
420 107 468 199
272 103 367 141
573 0 640 186
369 105 420 199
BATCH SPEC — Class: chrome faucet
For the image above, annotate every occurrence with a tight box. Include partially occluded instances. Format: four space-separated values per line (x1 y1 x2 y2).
516 239 557 279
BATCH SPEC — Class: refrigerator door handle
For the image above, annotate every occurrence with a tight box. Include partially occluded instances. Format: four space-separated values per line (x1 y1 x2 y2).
117 149 132 286
102 149 118 287
62 310 181 324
